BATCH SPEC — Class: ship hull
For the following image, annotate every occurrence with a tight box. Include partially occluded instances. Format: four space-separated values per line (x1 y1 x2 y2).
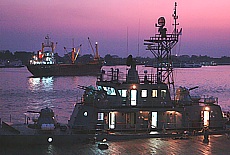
0 134 94 146
27 63 102 77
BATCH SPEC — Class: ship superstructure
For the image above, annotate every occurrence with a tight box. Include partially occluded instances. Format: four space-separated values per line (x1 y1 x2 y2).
29 35 56 65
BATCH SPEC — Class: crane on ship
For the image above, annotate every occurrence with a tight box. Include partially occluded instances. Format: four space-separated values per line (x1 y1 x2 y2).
88 37 100 61
64 39 82 64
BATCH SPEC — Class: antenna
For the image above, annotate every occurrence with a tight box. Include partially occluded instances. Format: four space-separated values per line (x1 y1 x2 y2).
88 37 95 55
72 38 75 48
126 26 129 56
137 19 140 57
172 2 179 35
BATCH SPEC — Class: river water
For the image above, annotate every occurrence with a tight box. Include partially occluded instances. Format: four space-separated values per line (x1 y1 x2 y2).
0 65 230 154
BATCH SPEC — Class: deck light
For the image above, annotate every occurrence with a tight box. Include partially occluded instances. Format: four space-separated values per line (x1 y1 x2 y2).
84 111 88 117
204 106 210 111
132 85 137 89
48 137 53 143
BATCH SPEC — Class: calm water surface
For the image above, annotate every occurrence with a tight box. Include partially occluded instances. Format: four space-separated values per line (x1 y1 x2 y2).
0 66 230 122
0 66 230 154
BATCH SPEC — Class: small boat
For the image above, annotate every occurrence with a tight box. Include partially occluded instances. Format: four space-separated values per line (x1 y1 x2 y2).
27 35 102 77
145 62 202 68
0 59 24 68
173 63 202 68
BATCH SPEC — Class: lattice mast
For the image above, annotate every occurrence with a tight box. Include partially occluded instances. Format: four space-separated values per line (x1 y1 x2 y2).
144 2 182 96
42 35 56 53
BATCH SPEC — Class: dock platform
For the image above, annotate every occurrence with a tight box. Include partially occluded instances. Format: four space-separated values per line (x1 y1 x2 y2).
94 134 230 154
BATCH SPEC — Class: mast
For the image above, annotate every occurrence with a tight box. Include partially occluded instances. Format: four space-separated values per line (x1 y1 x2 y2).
64 42 81 64
42 35 55 53
88 37 100 61
71 38 75 64
71 47 76 64
95 42 100 61
144 2 182 97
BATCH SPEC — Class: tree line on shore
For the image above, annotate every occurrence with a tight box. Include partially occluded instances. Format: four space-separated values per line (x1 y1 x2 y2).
1 50 230 66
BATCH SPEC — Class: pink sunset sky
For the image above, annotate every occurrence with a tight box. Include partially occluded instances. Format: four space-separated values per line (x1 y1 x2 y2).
1 0 230 57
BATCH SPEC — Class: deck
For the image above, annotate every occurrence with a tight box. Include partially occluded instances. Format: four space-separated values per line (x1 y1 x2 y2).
0 134 229 154
93 134 230 154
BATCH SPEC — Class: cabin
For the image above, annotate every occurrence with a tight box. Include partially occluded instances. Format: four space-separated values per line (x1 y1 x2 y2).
68 65 224 132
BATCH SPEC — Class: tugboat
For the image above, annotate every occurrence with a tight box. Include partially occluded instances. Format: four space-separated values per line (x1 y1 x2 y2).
68 3 225 135
27 35 102 77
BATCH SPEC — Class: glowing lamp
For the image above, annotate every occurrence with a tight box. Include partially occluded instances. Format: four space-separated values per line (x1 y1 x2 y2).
204 106 210 111
84 111 88 117
132 85 137 89
48 137 53 143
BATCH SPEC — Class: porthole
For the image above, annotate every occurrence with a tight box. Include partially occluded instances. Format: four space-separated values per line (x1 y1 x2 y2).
84 111 88 117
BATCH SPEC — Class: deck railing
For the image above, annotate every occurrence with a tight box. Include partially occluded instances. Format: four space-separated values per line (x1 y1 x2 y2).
72 119 225 133
98 70 159 84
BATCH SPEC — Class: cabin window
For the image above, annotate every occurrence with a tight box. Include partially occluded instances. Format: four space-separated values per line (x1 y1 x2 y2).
98 112 104 121
203 110 210 127
152 90 158 98
109 112 116 129
103 86 116 96
118 89 127 97
138 111 149 129
141 90 148 98
151 112 158 128
139 111 149 121
131 89 137 106
97 86 103 90
118 90 121 96
126 112 136 127
161 90 167 99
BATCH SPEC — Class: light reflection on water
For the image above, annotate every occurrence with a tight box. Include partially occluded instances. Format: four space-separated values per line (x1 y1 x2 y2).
28 77 54 92
46 144 56 155
173 66 230 111
0 67 97 123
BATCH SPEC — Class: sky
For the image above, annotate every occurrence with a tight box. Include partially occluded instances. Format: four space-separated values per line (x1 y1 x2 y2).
0 0 230 58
